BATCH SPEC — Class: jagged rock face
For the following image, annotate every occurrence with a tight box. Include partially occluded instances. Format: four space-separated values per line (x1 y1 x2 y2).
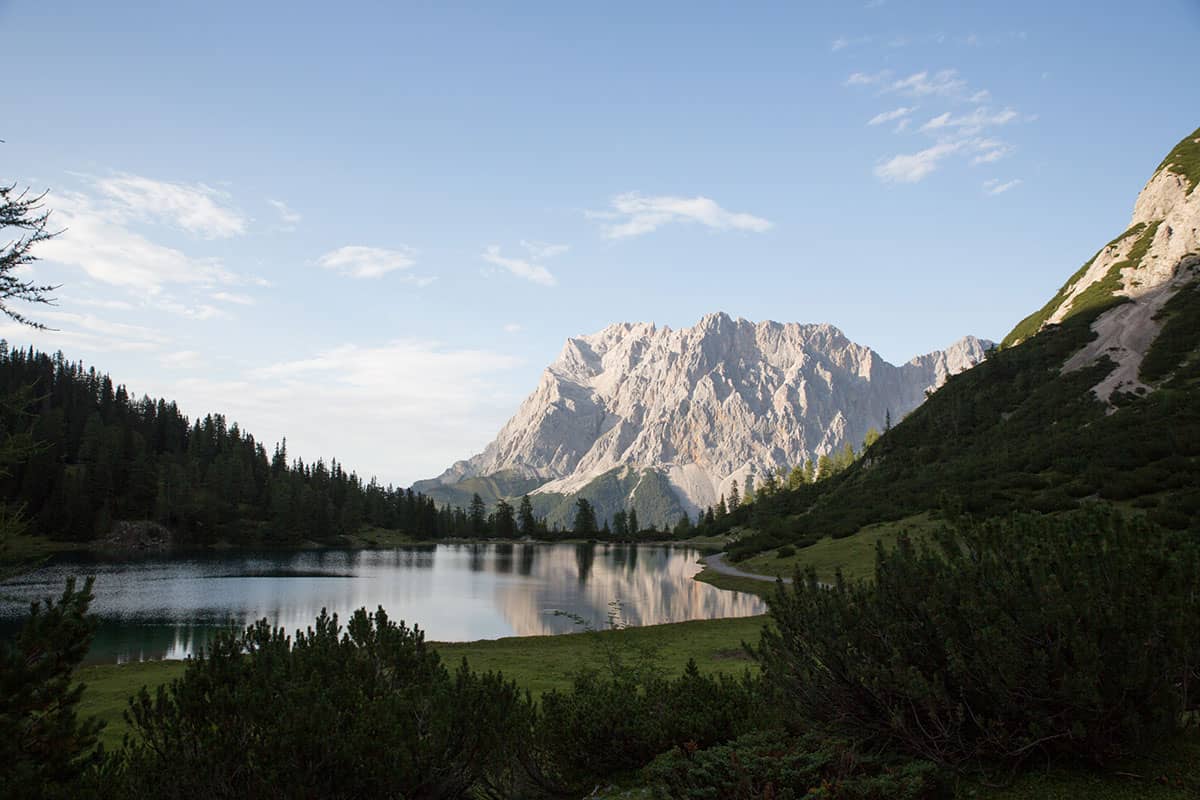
1006 126 1200 402
423 315 990 519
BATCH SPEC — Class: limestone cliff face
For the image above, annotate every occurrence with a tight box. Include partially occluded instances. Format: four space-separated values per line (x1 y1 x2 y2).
1005 126 1200 401
422 315 989 519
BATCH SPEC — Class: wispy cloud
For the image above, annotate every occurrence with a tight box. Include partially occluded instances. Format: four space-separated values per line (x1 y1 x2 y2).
875 141 965 183
482 246 557 287
267 198 301 230
984 178 1022 195
832 35 873 52
316 245 424 280
590 192 771 239
868 106 915 126
40 189 241 292
503 323 523 334
94 174 245 238
153 339 525 485
919 107 1018 134
520 240 569 260
886 69 967 98
846 70 890 86
211 291 255 305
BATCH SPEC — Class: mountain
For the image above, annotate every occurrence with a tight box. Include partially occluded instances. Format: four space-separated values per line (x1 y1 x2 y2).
416 316 990 527
722 125 1200 558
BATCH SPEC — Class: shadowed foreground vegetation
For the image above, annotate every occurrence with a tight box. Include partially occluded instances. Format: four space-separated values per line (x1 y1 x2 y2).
6 510 1198 799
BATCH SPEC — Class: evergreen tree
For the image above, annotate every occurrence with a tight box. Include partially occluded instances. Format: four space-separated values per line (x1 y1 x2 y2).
728 480 740 509
803 459 816 484
612 509 629 538
572 498 597 537
468 493 487 535
493 498 516 538
517 494 536 537
742 475 754 505
627 507 639 535
715 496 727 519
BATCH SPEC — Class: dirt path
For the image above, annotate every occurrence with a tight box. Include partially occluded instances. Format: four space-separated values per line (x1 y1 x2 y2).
702 552 793 584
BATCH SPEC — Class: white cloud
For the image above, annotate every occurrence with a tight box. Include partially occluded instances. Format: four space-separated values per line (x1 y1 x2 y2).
846 70 890 86
868 107 914 126
503 323 523 334
592 192 772 239
165 340 525 483
211 291 255 305
520 240 569 260
920 106 1018 134
875 141 964 183
267 198 301 229
832 35 873 52
0 310 170 355
316 245 419 279
94 174 245 238
482 246 557 286
984 178 1022 195
159 299 227 320
887 69 966 97
160 350 205 369
40 189 240 292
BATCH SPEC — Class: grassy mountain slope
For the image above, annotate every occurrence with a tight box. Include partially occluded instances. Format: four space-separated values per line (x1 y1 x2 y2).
718 123 1200 560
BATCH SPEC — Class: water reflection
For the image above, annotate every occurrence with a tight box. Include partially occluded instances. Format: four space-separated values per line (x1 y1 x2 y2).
0 543 765 663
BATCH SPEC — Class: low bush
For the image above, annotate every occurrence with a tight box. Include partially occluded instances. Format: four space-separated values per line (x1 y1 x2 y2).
532 659 768 795
777 545 796 558
644 729 943 800
757 510 1200 768
107 608 531 799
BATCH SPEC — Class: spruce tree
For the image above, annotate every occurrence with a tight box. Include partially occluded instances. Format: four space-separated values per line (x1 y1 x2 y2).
627 507 639 535
517 494 536 537
468 493 487 535
728 480 740 509
572 498 597 537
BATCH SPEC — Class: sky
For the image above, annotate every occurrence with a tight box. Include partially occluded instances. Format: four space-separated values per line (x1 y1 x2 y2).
1 0 1197 486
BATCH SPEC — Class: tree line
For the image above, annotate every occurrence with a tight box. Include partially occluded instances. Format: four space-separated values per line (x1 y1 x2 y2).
0 344 483 544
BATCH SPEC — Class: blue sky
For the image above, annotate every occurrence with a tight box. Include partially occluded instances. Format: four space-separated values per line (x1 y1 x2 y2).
1 0 1197 485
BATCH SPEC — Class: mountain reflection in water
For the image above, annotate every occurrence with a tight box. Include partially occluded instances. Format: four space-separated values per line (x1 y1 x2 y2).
0 543 765 663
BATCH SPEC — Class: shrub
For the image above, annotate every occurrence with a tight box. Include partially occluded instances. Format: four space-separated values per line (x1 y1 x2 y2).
532 659 768 795
777 545 797 558
756 511 1200 768
108 607 531 799
0 577 104 800
644 729 943 800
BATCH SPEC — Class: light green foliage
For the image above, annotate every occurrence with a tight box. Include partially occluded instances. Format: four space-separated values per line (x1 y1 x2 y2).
1066 220 1161 318
1155 126 1200 191
1001 223 1146 348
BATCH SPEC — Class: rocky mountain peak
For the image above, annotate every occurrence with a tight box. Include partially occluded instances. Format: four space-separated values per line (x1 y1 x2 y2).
418 314 991 525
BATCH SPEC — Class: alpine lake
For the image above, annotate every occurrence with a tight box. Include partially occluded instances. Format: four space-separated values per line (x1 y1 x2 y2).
0 542 765 663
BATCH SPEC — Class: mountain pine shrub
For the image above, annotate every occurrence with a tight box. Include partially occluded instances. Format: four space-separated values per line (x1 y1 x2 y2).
756 510 1200 768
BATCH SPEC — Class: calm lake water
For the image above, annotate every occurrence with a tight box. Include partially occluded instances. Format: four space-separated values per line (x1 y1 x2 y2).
0 543 765 663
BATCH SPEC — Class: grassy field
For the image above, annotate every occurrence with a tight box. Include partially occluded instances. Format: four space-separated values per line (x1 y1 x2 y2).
733 512 940 583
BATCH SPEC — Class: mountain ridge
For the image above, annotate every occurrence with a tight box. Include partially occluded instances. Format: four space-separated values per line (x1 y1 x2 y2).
416 314 991 526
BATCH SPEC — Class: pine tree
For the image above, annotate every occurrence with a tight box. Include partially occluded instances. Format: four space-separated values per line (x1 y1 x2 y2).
742 475 754 505
493 498 516 538
728 480 740 509
572 498 597 537
627 507 639 535
517 494 536 537
715 496 727 519
612 509 628 538
468 493 487 535
787 465 804 490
